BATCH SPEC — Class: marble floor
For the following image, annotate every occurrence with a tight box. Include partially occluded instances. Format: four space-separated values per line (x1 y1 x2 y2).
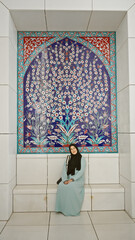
0 211 135 240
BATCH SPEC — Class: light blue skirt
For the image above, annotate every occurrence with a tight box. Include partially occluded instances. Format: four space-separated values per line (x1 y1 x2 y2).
55 180 84 216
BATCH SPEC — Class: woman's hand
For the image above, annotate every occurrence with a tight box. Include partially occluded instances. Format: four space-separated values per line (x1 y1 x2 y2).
64 180 69 184
64 179 74 184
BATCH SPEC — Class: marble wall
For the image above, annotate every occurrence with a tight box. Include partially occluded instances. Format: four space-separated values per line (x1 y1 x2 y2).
0 0 135 220
117 7 135 218
0 3 17 220
16 153 119 185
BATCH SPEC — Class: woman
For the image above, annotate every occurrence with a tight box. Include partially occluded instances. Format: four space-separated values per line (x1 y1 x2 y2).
55 143 86 216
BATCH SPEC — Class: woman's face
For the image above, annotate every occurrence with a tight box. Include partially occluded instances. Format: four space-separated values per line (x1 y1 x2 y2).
70 145 78 155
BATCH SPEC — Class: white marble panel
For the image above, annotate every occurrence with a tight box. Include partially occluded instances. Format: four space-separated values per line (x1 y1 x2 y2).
48 154 88 184
7 213 49 226
14 185 47 194
89 154 119 184
116 14 128 52
46 10 90 31
117 86 130 133
117 40 129 92
47 193 56 212
14 194 47 212
17 156 47 184
8 177 16 219
131 182 135 218
129 85 135 132
0 39 17 91
119 133 131 181
88 11 125 31
81 185 91 211
128 4 135 38
1 226 48 240
130 134 135 182
0 2 9 36
92 192 124 211
49 224 98 240
128 39 135 85
11 10 47 31
91 184 124 193
46 0 92 10
1 0 44 10
0 184 9 220
0 86 9 133
9 41 17 92
9 134 17 182
46 185 57 211
0 135 9 182
0 38 9 85
48 154 67 185
50 212 91 225
0 221 7 233
0 134 16 183
82 154 89 184
17 154 47 160
89 211 133 224
93 0 135 11
9 87 17 133
9 13 17 51
94 223 135 240
120 176 132 217
7 212 49 226
91 184 124 211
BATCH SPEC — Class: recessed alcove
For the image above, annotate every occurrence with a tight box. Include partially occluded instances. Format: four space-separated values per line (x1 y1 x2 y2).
0 0 135 220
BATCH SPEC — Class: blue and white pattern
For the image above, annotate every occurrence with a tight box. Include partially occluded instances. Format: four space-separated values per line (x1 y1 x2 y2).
17 32 117 153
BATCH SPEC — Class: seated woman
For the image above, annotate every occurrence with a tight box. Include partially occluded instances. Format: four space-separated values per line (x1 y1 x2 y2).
55 143 86 216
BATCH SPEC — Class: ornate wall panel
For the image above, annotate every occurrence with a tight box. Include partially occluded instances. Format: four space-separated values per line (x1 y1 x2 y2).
17 32 117 153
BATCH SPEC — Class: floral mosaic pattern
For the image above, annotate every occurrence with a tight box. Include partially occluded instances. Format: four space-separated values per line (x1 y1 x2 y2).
17 32 117 153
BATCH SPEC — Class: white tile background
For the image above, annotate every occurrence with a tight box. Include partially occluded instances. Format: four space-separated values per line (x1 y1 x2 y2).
17 156 47 185
46 0 92 10
0 2 17 221
89 155 119 184
88 11 125 31
117 40 129 92
128 4 135 37
116 14 128 53
0 3 9 36
117 87 130 133
17 154 119 185
0 0 135 220
93 0 135 11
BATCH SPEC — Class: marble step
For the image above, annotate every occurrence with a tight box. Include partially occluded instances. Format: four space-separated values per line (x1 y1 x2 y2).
13 184 124 212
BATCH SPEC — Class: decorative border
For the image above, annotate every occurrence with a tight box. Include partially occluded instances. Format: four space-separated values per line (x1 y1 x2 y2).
17 31 117 153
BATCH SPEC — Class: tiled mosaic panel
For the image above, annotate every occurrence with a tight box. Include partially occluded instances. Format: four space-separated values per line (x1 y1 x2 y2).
17 32 117 153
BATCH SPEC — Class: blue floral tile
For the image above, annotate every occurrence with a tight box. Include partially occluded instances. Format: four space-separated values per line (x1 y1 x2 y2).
17 32 117 153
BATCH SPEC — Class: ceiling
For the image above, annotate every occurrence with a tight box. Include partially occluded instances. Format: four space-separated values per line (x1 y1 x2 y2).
1 0 131 31
10 10 126 32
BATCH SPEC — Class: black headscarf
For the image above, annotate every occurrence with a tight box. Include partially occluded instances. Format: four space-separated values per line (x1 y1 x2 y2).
67 143 82 176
